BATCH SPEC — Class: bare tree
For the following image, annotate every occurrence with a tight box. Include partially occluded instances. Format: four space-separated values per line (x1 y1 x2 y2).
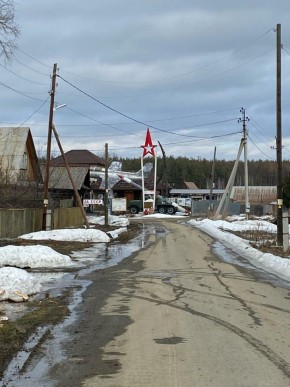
0 0 19 61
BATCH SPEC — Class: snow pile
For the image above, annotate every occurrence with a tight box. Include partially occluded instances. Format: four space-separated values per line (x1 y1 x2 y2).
136 212 187 218
0 245 74 269
88 215 129 227
0 267 41 302
107 227 127 239
212 219 277 233
20 228 110 243
188 218 290 282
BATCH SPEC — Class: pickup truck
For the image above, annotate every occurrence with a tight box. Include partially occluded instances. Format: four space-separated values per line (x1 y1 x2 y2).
128 196 176 215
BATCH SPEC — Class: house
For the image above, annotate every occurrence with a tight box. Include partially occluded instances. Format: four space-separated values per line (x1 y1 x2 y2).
0 127 43 208
41 165 91 208
170 188 224 201
51 149 105 168
0 127 42 185
45 150 105 208
231 186 277 204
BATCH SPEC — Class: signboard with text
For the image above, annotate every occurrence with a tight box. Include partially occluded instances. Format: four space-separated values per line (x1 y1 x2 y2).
83 199 103 207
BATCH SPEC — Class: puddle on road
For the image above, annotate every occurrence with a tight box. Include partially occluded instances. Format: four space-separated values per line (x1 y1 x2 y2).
213 241 290 290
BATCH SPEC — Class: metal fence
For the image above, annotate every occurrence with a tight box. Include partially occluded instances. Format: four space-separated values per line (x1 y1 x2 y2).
191 200 241 217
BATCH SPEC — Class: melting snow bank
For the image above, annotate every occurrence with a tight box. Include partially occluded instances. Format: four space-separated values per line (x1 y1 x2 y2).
188 218 290 283
0 217 130 302
0 245 74 269
20 228 110 243
87 215 129 227
0 267 41 302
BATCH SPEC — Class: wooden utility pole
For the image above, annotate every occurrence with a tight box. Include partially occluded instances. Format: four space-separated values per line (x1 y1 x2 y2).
52 124 90 229
104 143 109 226
43 63 57 230
209 146 216 213
276 23 283 246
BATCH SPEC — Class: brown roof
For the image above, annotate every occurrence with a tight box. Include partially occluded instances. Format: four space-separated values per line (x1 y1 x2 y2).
41 165 89 190
51 150 105 167
184 181 198 190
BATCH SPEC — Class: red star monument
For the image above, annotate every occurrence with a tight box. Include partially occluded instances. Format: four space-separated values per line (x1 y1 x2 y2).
141 128 157 157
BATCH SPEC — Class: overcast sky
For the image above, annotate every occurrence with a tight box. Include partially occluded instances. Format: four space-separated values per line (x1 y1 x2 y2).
1 1 290 162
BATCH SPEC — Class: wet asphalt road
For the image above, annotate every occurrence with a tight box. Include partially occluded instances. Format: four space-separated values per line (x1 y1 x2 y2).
2 219 290 386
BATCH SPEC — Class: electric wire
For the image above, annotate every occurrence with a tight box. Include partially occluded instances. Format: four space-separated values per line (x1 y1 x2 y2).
60 28 273 84
58 74 239 138
15 47 51 69
0 96 50 142
13 57 49 77
0 80 49 101
64 105 144 138
247 133 273 159
0 62 48 85
63 48 275 100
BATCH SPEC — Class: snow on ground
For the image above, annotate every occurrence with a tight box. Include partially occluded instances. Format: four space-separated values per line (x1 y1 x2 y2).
210 219 277 233
20 228 110 243
0 245 74 269
132 212 188 219
0 267 41 302
1 214 290 304
0 216 130 303
188 218 290 283
107 227 128 239
87 215 129 227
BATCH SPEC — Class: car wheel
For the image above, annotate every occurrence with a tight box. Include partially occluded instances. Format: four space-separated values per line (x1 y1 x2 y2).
130 206 139 214
167 206 175 215
158 206 166 214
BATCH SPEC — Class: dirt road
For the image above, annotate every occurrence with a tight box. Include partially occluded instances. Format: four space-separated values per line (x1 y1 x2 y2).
11 220 290 386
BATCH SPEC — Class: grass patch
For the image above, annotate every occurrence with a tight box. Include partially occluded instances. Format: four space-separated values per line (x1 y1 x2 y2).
0 293 70 378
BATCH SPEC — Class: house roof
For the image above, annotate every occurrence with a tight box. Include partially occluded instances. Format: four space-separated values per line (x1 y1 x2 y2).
51 150 105 167
0 127 42 183
231 186 277 203
184 181 198 190
41 166 89 190
170 189 224 195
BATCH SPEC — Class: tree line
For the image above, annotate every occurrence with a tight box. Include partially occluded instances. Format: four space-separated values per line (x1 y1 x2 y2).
116 156 290 189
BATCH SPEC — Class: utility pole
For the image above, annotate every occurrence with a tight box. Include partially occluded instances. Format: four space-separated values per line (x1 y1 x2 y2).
52 124 90 229
43 63 57 230
209 146 216 213
276 23 283 246
104 143 109 226
238 107 250 220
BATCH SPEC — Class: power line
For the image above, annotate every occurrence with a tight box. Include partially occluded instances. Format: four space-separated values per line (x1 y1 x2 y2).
58 75 239 138
13 57 49 77
60 28 273 85
247 133 273 159
0 96 49 142
0 62 48 85
0 81 48 101
15 47 51 69
63 48 275 100
64 105 144 138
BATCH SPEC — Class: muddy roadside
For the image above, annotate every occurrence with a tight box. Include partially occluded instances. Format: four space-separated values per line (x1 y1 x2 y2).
0 222 141 379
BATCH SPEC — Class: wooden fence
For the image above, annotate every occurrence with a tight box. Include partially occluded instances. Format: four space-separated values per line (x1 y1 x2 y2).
0 207 84 239
53 207 83 229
